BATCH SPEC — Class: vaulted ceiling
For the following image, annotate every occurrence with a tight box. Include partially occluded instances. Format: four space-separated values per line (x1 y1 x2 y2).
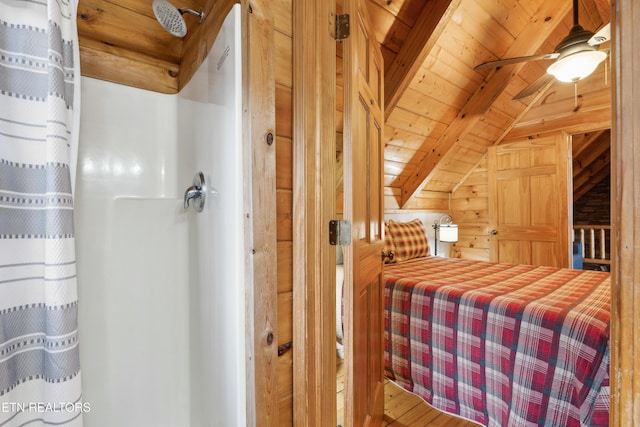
364 0 611 209
77 0 612 208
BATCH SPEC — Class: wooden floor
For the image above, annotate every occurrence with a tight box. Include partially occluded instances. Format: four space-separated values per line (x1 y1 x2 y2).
337 360 480 427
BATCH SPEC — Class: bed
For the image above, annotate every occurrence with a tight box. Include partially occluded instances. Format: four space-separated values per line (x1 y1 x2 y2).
382 219 610 427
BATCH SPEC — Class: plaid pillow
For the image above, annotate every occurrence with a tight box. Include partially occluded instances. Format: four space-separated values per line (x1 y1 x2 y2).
383 222 396 264
387 219 430 262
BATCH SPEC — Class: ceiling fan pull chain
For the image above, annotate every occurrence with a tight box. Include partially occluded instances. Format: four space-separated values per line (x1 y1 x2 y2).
574 82 578 109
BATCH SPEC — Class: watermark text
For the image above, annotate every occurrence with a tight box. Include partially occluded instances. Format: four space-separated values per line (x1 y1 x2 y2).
1 402 90 413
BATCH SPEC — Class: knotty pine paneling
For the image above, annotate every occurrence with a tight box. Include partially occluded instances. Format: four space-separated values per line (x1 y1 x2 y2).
275 31 293 88
276 189 293 242
79 39 179 93
386 107 448 138
384 140 422 162
454 0 514 60
386 126 432 152
276 85 293 139
274 0 293 424
395 87 459 124
78 0 237 93
506 107 611 141
455 246 491 261
451 158 489 261
277 291 293 348
276 289 293 422
242 0 279 423
426 170 466 187
276 137 293 189
77 0 182 64
411 191 450 211
365 0 411 55
367 0 424 29
277 241 293 294
409 64 473 110
274 0 292 36
424 180 459 193
277 350 294 426
384 187 449 212
520 81 611 123
383 187 402 209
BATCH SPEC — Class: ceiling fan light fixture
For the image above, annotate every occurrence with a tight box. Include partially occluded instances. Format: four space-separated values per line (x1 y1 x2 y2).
546 50 607 82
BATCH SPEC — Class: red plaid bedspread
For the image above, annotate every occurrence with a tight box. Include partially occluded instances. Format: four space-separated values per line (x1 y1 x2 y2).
384 256 610 427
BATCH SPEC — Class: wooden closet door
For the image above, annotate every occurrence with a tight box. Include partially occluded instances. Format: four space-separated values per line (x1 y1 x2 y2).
488 134 571 267
343 0 385 424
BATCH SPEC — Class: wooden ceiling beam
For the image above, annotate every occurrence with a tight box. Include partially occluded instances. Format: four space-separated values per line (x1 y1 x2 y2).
383 0 461 121
516 86 611 128
505 106 611 140
573 156 610 201
573 129 606 158
77 0 183 64
399 0 573 208
588 0 611 27
573 152 611 191
580 0 608 30
573 130 610 177
79 36 179 93
450 79 554 194
179 0 237 90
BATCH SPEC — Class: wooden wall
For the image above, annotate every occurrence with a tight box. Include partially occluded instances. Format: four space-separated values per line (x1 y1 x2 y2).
450 156 490 260
574 176 611 225
451 133 612 262
78 0 237 94
270 2 612 424
274 0 294 425
384 187 449 212
273 0 612 423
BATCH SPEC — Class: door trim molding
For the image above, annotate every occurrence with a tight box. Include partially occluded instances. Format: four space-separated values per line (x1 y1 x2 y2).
242 1 278 425
292 1 337 426
610 0 640 424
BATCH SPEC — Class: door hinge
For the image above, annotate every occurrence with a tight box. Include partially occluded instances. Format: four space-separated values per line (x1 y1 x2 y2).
329 220 351 245
335 14 350 40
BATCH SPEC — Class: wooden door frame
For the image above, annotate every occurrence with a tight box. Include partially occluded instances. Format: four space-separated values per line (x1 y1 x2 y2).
283 0 640 426
241 1 278 425
610 0 640 424
291 1 338 426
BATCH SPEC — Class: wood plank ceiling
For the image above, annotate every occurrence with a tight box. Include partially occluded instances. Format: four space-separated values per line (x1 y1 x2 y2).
366 0 611 208
76 0 611 208
77 0 235 93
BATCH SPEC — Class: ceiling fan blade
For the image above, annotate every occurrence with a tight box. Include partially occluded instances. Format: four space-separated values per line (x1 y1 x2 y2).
474 53 559 71
589 23 610 45
512 73 554 101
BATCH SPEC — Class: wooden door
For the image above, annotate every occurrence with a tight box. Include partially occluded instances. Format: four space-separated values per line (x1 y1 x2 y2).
343 0 385 425
488 134 571 267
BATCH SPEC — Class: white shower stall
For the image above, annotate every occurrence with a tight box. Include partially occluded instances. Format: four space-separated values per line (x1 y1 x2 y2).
75 5 246 426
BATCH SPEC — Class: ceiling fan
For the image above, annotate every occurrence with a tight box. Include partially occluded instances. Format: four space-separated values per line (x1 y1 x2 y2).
474 0 610 101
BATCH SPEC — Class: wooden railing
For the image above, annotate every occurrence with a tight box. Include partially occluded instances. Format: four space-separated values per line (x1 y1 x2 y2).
573 225 611 265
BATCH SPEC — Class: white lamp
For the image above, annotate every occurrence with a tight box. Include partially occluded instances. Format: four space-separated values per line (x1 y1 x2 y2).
439 224 458 243
433 214 458 256
547 50 607 82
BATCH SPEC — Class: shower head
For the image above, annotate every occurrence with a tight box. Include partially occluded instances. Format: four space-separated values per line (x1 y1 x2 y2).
152 0 204 38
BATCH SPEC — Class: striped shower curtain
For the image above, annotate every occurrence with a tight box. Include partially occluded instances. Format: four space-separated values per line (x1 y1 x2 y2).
0 0 83 425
